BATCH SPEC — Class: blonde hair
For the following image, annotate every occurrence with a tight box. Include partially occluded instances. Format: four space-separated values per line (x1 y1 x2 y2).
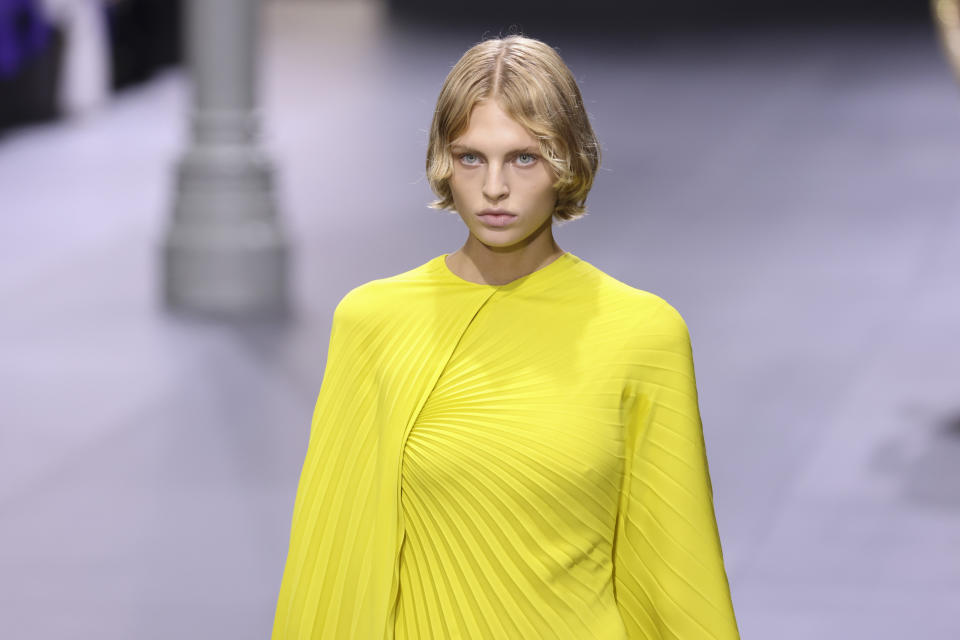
426 35 601 222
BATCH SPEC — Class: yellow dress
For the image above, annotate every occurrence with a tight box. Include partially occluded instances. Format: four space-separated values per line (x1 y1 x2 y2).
272 252 740 639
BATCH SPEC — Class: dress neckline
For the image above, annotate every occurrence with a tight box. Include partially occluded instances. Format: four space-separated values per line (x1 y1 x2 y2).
437 251 575 288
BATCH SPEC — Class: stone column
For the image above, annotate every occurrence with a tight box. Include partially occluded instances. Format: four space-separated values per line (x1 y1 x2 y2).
162 0 289 318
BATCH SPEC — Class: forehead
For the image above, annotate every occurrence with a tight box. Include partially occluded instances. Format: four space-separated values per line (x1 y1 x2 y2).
450 100 539 151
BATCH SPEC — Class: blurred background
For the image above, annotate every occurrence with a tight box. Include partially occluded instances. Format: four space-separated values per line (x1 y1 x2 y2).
2 0 959 638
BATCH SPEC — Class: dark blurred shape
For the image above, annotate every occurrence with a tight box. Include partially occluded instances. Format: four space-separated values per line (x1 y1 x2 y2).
0 0 182 136
386 0 928 33
106 0 182 90
0 0 62 132
945 411 960 436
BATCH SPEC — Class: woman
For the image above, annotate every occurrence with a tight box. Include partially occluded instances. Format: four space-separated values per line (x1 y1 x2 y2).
272 35 740 639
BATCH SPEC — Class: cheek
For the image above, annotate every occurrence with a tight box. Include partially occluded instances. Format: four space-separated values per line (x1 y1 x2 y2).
449 175 477 214
449 170 472 196
448 174 464 201
532 173 558 203
530 165 556 193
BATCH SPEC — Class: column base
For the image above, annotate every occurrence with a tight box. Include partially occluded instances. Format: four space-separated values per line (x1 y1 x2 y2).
161 220 290 319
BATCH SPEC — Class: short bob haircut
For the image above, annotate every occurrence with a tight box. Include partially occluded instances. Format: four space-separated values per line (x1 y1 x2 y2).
426 35 601 222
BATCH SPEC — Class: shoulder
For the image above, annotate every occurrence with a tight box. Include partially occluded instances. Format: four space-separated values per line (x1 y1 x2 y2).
329 279 395 335
572 258 693 363
329 256 439 327
575 256 690 336
624 291 693 360
638 292 690 335
610 288 697 381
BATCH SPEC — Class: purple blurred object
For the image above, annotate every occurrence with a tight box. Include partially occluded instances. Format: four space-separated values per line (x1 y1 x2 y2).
0 0 52 79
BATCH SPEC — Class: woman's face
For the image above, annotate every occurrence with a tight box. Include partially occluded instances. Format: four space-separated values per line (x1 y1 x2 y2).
448 99 558 250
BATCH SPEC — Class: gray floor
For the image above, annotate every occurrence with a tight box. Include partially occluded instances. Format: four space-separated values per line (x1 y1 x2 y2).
2 2 960 638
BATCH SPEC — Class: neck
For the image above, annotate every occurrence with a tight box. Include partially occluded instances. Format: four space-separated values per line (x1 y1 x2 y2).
448 226 564 286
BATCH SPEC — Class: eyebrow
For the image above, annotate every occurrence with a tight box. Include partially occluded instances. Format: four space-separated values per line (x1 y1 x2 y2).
448 144 540 155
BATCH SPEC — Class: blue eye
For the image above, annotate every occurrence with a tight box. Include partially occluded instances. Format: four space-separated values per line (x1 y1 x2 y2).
456 152 537 167
516 153 537 166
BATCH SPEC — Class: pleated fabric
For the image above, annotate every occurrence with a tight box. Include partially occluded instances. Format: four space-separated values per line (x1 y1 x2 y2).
272 252 740 639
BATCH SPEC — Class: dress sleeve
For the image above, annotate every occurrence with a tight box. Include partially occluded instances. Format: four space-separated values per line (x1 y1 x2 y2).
613 302 740 640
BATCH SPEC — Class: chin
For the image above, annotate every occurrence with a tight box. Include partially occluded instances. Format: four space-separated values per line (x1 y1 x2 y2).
476 233 530 251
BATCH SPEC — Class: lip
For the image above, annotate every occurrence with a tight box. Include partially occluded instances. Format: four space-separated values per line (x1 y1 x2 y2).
477 210 517 228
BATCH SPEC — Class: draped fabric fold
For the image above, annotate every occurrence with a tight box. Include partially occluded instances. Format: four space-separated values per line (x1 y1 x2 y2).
613 302 740 639
272 252 740 639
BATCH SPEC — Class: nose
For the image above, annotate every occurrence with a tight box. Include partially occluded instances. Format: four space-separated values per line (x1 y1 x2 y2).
481 163 509 202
